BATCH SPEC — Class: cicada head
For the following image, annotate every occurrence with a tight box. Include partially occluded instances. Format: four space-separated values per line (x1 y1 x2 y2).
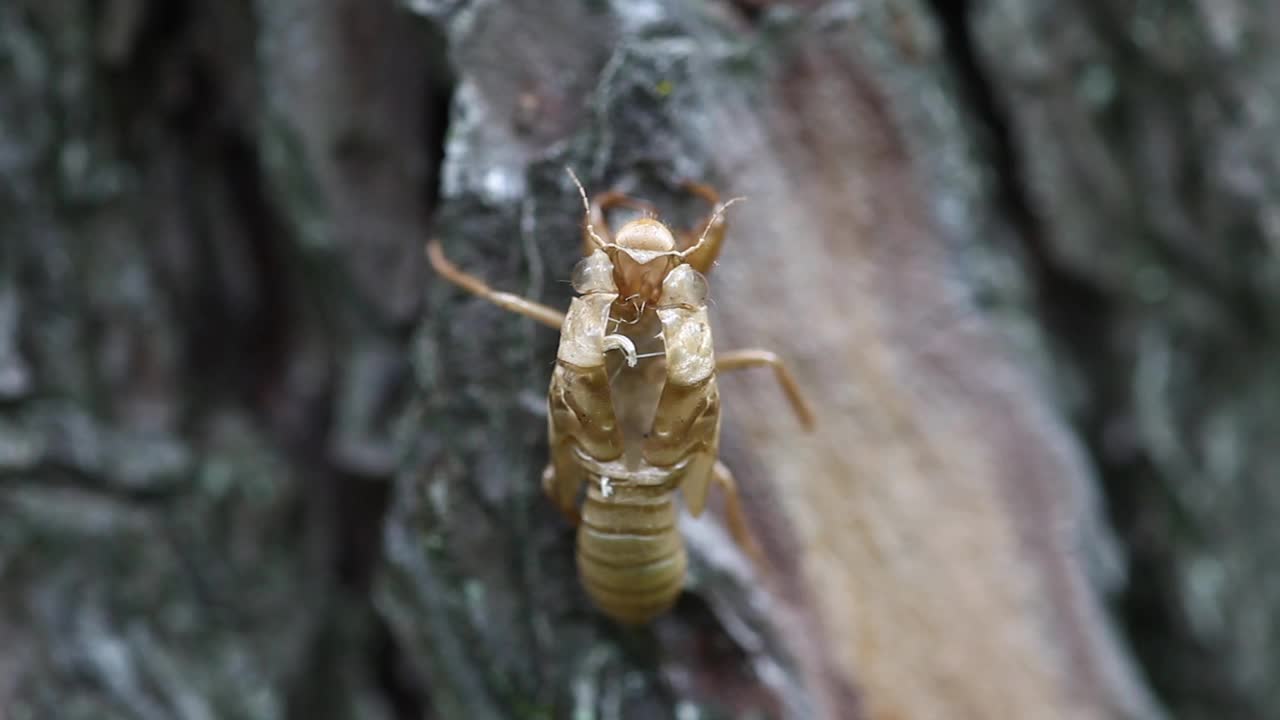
609 218 679 304
565 166 739 307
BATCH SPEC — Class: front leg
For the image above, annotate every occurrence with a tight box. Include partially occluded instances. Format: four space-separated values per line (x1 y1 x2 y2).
426 240 567 329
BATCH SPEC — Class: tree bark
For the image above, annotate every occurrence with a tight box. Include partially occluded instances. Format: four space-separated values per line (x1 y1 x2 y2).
2 1 1271 719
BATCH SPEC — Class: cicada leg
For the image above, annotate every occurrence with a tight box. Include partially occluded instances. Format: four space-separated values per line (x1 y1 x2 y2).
542 463 581 526
712 461 765 567
426 240 566 329
716 349 815 429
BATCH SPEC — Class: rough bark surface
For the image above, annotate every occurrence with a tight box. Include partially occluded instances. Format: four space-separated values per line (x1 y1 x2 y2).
1 1 1270 719
961 4 1280 718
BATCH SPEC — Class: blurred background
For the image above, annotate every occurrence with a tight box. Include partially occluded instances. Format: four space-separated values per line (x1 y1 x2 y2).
2 1 1277 719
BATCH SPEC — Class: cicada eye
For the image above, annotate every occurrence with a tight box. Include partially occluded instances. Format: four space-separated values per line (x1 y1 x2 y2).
658 264 708 308
571 250 617 295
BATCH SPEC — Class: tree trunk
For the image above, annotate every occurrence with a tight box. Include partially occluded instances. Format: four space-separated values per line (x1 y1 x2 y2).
2 1 1272 719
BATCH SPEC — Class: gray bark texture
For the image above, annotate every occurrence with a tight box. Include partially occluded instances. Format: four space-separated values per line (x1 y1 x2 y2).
0 1 1273 719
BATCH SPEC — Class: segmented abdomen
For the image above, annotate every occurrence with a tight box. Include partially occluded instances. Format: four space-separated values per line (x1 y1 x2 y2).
576 480 687 625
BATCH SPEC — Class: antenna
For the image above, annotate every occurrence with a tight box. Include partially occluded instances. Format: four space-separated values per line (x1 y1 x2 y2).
682 195 745 258
565 166 608 250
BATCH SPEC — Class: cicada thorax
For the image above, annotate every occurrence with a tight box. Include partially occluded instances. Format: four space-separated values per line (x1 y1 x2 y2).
545 252 721 624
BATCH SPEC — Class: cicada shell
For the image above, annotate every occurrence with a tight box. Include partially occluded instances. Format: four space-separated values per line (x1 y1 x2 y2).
427 172 813 624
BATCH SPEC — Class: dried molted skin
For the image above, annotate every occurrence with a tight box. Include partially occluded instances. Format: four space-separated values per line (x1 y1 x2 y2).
531 194 756 626
556 293 620 368
548 362 617 439
647 379 720 517
546 285 626 517
615 218 677 256
577 475 688 625
644 375 718 469
571 249 617 295
613 218 678 303
680 217 726 274
655 266 715 386
657 263 709 310
647 266 720 516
